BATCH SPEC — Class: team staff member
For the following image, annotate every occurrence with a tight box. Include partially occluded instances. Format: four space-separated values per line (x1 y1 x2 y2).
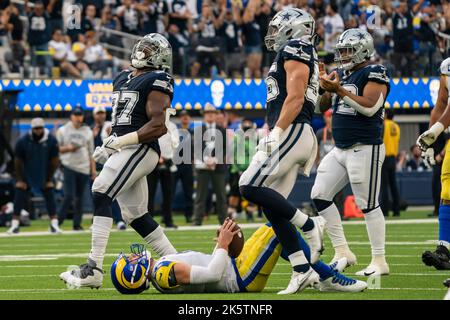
57 106 96 231
7 118 61 234
381 109 401 217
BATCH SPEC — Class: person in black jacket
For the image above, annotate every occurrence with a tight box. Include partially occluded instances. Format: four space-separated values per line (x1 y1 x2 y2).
192 104 228 225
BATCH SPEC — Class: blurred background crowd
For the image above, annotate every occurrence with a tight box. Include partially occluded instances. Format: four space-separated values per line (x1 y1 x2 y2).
0 0 450 78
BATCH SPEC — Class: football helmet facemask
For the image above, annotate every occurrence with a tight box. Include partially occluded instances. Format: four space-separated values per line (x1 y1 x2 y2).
334 29 375 71
130 33 172 72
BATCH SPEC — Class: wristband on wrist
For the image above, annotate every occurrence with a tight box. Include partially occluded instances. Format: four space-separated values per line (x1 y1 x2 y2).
116 131 139 148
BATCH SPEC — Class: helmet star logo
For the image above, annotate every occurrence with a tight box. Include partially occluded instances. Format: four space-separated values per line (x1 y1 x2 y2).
281 12 291 20
356 32 365 40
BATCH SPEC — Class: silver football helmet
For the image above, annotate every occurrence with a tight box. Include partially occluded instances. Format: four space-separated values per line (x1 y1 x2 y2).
334 29 375 70
130 33 172 72
264 8 315 52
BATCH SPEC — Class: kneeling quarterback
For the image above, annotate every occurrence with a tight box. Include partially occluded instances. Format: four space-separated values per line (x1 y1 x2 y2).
312 29 390 276
60 33 178 288
417 57 450 270
112 218 367 294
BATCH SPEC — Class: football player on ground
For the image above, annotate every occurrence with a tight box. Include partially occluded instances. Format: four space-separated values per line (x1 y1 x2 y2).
238 8 326 294
311 29 390 276
417 57 450 270
60 33 178 288
112 218 367 294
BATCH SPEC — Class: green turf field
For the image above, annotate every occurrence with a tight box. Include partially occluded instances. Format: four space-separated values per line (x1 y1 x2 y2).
0 211 448 300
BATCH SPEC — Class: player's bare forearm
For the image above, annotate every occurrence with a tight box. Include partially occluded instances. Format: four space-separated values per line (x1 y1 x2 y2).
137 91 171 143
336 81 387 109
275 60 309 130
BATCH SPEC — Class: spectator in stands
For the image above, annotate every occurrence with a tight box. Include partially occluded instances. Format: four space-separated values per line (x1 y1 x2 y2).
49 28 82 77
191 1 225 77
240 0 263 78
222 4 244 77
323 1 344 65
46 0 63 33
414 2 439 76
406 144 428 172
56 106 96 231
193 104 228 226
68 41 92 78
256 0 275 76
91 106 126 230
99 6 123 57
27 1 53 77
381 109 401 217
391 0 416 77
169 0 192 39
173 110 194 223
117 0 141 35
147 116 180 229
168 23 189 75
7 118 60 234
67 3 96 42
137 0 169 34
311 0 326 18
84 30 112 78
3 4 24 74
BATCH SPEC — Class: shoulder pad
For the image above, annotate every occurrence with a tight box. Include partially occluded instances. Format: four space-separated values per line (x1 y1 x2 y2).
440 58 450 76
366 64 390 84
151 71 174 95
281 40 314 63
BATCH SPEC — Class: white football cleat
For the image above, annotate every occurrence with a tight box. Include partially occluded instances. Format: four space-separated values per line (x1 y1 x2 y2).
277 268 319 295
303 216 325 263
328 257 348 273
318 270 367 292
355 263 389 276
330 249 357 268
60 260 103 289
117 221 127 231
49 219 63 234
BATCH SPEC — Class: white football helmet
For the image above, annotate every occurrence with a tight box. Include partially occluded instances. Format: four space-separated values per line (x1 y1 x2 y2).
334 29 375 70
130 33 172 72
264 8 316 52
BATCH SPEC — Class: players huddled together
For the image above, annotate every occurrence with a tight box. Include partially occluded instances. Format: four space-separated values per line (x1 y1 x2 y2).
57 7 450 298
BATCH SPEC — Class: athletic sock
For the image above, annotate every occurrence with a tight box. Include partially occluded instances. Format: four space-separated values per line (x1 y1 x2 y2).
288 251 309 273
364 207 386 256
144 226 177 256
290 209 314 231
318 202 348 248
50 218 59 228
88 216 113 269
10 219 19 229
439 205 450 246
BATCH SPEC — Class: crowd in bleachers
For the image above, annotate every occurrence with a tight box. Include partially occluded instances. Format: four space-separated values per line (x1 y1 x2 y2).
0 0 449 78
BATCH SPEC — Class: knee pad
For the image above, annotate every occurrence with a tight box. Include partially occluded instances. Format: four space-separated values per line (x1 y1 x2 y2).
92 192 113 218
312 199 333 212
129 212 159 238
311 183 333 202
239 185 253 201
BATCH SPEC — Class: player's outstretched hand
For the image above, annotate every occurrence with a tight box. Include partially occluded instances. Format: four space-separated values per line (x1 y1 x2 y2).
217 218 240 250
320 70 340 93
421 148 436 168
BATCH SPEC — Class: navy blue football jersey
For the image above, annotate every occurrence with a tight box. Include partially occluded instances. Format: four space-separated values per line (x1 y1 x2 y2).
265 39 319 129
331 64 390 149
111 70 174 154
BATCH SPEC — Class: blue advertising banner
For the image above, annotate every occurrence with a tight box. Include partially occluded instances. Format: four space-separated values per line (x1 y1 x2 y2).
0 77 440 111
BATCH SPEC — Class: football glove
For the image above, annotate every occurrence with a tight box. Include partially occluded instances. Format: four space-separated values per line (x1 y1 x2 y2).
417 122 445 151
256 126 283 155
422 148 436 168
93 146 112 165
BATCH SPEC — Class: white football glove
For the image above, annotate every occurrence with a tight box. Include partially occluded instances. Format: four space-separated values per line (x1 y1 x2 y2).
417 122 445 151
102 133 122 153
422 148 436 169
93 146 111 165
256 126 283 155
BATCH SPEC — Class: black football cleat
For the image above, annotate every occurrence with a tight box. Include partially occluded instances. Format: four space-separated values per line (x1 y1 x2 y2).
422 245 450 270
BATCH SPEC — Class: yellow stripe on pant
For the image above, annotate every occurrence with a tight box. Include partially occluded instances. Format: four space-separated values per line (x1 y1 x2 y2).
234 224 282 292
441 140 450 201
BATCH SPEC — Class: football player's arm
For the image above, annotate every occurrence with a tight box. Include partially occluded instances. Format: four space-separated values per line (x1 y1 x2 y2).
137 91 171 143
171 219 239 285
430 75 449 128
321 71 387 117
275 60 309 130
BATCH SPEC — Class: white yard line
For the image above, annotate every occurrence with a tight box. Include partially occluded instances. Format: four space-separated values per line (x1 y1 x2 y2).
0 219 438 238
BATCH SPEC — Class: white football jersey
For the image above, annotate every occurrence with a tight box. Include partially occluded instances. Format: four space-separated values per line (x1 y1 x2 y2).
155 250 240 293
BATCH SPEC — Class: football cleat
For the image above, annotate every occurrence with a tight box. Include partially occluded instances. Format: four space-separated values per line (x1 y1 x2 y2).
355 262 389 276
6 226 19 234
444 279 450 300
49 219 63 234
303 216 325 264
117 221 127 231
59 259 103 289
317 270 367 292
422 245 450 270
329 257 348 273
330 247 357 267
277 268 319 295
